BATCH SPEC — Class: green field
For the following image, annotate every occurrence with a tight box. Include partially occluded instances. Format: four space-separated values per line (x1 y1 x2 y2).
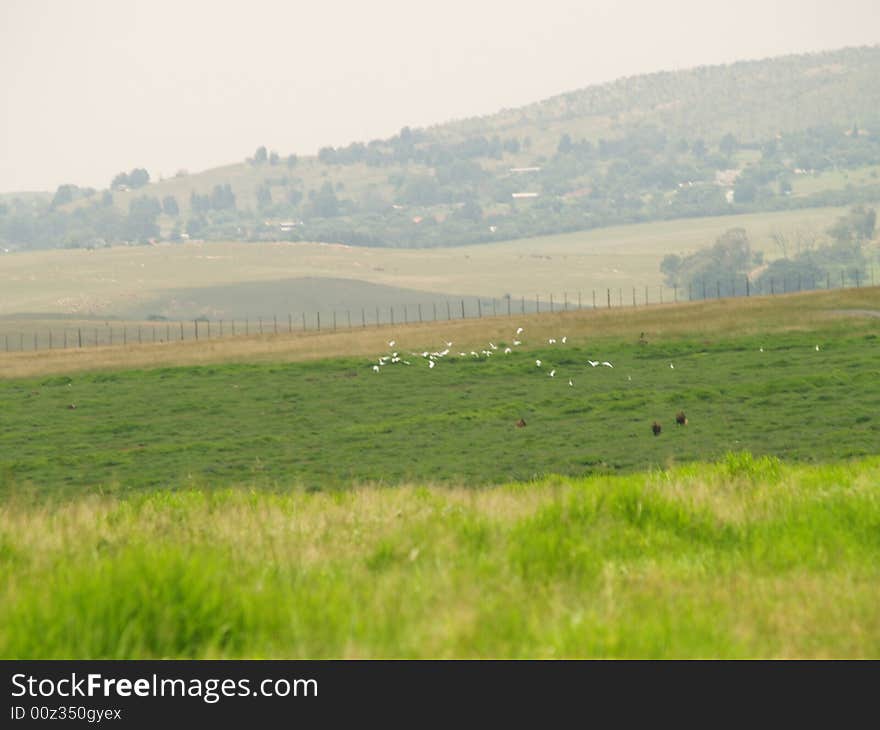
1 288 879 658
2 292 878 497
2 456 879 658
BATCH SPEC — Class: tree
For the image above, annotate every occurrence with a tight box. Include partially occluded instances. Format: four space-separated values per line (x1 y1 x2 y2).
111 172 130 190
308 182 339 218
286 154 298 169
128 168 150 188
125 196 161 241
557 133 573 155
719 133 738 157
50 185 77 209
269 151 280 166
253 146 268 164
162 195 180 216
256 184 272 209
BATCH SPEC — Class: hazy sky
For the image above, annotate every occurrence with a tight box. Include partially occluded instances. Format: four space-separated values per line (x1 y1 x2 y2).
2 0 878 193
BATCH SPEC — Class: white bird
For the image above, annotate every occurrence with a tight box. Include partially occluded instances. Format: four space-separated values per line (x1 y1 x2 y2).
421 351 429 357
759 347 764 353
445 341 452 348
549 369 556 377
391 356 401 363
536 359 542 367
587 360 599 367
516 327 524 335
372 365 380 373
568 379 573 387
489 343 498 350
439 349 449 356
601 361 614 368
669 363 674 369
504 347 512 354
627 375 632 381
388 340 396 347
562 336 567 344
513 340 522 346
815 345 820 351
548 338 556 344
429 360 435 369
459 352 467 357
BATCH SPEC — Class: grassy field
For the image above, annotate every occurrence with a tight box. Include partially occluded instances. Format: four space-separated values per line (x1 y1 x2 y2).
0 205 859 319
1 288 879 659
1 289 878 497
2 455 879 658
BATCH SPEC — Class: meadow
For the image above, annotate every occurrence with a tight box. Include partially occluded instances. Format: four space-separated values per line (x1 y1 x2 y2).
2 456 879 658
1 287 878 658
0 204 856 320
1 289 878 498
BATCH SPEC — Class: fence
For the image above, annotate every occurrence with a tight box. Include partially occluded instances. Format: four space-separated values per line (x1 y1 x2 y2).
1 266 876 354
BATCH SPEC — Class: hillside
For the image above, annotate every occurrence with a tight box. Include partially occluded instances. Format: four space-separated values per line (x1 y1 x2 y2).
3 45 880 253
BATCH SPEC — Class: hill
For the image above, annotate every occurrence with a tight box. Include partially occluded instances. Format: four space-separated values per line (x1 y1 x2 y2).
3 45 880 252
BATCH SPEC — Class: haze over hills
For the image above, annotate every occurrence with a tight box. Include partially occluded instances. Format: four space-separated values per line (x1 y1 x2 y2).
2 44 879 255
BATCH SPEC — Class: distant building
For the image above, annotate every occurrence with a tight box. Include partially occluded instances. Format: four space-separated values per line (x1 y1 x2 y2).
511 192 539 199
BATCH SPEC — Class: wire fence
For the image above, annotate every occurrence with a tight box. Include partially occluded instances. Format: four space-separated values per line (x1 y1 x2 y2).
1 266 876 354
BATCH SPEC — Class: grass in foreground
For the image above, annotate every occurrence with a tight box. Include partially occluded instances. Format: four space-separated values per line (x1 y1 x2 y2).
2 454 879 658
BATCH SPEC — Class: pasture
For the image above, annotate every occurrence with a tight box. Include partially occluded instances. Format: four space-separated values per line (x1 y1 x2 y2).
2 455 880 658
1 289 878 498
0 204 856 320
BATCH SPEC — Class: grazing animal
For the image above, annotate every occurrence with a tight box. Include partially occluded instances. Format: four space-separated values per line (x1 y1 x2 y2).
651 421 662 436
515 418 527 428
675 411 688 426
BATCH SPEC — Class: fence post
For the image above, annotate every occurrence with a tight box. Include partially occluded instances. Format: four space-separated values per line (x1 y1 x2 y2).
5 334 8 351
659 286 663 304
304 313 308 331
856 270 861 288
333 311 337 331
632 288 636 307
674 285 678 303
49 331 52 350
492 298 497 317
564 292 568 311
317 312 321 330
34 332 38 351
716 281 721 299
138 326 142 344
746 278 750 297
403 306 408 324
549 294 553 313
447 301 452 320
362 309 366 328
288 314 292 333
63 330 67 349
578 291 582 309
78 328 82 348
274 315 278 334
536 295 540 313
259 318 263 334
460 300 465 319
841 270 845 288
347 310 352 329
507 298 511 316
94 329 98 347
618 288 622 306
593 290 596 309
109 327 113 346
607 289 611 308
390 308 394 326
477 299 482 318
195 320 199 340
521 296 525 314
418 304 422 323
376 307 380 326
434 303 438 321
770 278 775 295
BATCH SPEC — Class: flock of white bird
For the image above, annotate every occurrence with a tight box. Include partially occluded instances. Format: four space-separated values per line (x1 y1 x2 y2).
369 327 620 387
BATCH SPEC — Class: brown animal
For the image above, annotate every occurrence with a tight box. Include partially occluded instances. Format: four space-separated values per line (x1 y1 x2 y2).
651 421 662 436
515 418 527 428
67 404 77 410
675 411 688 426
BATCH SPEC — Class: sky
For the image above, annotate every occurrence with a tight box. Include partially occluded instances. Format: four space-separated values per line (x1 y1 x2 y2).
1 0 878 193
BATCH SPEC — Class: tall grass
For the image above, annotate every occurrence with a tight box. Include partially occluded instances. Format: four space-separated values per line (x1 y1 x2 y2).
2 455 879 658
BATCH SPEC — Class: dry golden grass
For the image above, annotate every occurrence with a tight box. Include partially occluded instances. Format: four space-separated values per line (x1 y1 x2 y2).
1 287 877 379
